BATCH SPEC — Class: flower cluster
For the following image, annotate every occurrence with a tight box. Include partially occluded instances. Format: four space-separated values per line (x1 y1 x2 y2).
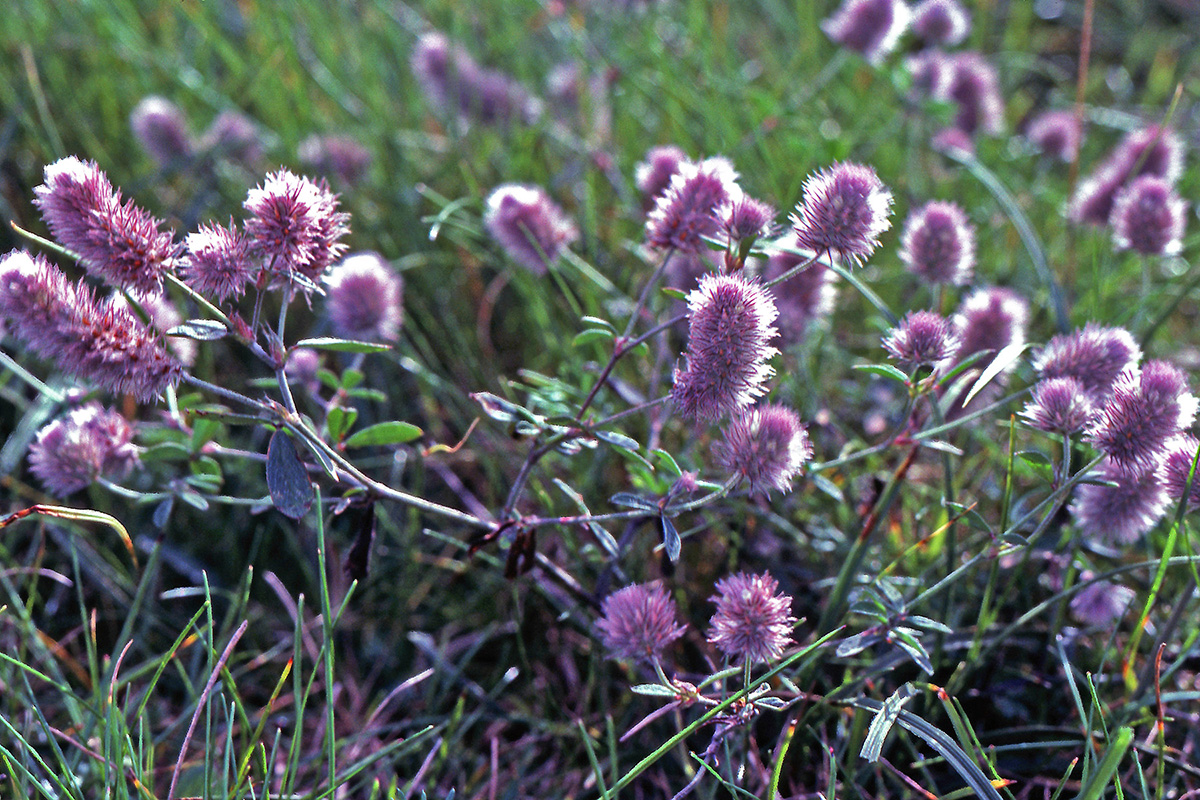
646 157 742 254
822 0 912 65
899 200 976 286
1070 125 1185 226
596 582 687 664
324 252 404 342
28 403 140 496
410 31 541 127
911 0 970 46
707 572 796 664
484 184 579 274
130 96 194 166
243 169 351 288
1024 110 1083 163
1110 175 1187 256
883 309 959 368
298 134 373 187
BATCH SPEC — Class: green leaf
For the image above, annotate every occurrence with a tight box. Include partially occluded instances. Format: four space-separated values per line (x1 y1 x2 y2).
341 368 364 390
594 429 639 450
166 319 228 341
661 287 688 300
344 421 423 448
139 442 192 463
327 407 358 442
294 336 392 353
572 328 614 348
346 388 387 402
610 492 657 511
853 363 910 383
580 315 615 331
661 516 681 562
962 342 1029 406
860 683 918 762
650 449 683 478
631 684 677 697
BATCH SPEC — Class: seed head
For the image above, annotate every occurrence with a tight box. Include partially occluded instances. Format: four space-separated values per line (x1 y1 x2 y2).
1111 176 1187 256
28 403 139 496
790 162 893 267
883 309 960 367
596 582 687 664
671 274 779 422
760 235 838 346
1070 579 1135 626
130 96 194 166
646 157 742 254
707 572 796 664
182 221 254 301
899 200 975 285
1086 361 1197 476
485 184 578 275
1159 434 1200 511
911 0 970 46
1020 377 1097 434
821 0 912 66
1034 324 1140 403
324 252 404 342
1025 110 1082 163
1070 458 1168 546
243 169 350 286
635 145 689 208
716 404 812 495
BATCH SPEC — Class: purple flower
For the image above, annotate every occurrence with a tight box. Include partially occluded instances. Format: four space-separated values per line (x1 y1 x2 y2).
646 157 742 254
1069 168 1129 226
899 200 975 285
0 250 181 400
285 347 322 393
410 32 541 127
940 52 1003 137
671 274 778 422
942 286 1029 373
1159 434 1200 510
821 0 912 66
298 134 373 187
790 162 893 267
484 184 578 275
596 582 687 664
130 96 194 166
181 221 254 301
716 404 812 495
719 196 777 248
1111 176 1187 256
1020 377 1097 434
1070 126 1185 226
911 0 969 46
324 252 404 342
200 110 264 165
1070 458 1168 545
1070 579 1135 625
28 403 140 496
906 49 951 97
759 235 838 346
931 126 976 155
883 309 959 367
1085 361 1197 475
1034 324 1140 403
635 145 689 209
243 169 350 286
33 157 177 295
1025 110 1082 163
707 572 796 664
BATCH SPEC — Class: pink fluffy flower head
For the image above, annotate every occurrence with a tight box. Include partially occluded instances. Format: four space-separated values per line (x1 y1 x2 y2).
942 286 1028 374
1086 361 1197 476
410 31 541 127
821 0 912 65
1111 175 1187 256
911 0 970 46
130 96 194 166
1071 458 1168 546
719 196 777 249
1159 434 1200 510
181 221 253 301
635 144 689 209
883 309 960 367
707 572 796 664
484 184 578 275
324 252 404 342
899 200 975 285
33 156 177 295
243 169 350 287
941 52 1004 137
200 110 264 165
28 403 139 496
1070 126 1185 226
646 157 742 254
596 582 687 664
760 235 838 346
1020 377 1097 434
1034 324 1140 404
671 274 779 422
1070 579 1135 625
298 134 373 187
791 162 893 267
716 404 812 495
1025 110 1083 163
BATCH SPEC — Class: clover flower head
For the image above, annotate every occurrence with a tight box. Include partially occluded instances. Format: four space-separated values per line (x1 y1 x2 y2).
182 221 253 301
410 31 541 126
130 96 194 166
1086 361 1197 476
1115 125 1185 186
28 403 140 496
707 572 796 664
646 157 742 254
716 404 812 495
940 51 1003 136
1111 175 1187 256
324 252 403 342
1159 434 1200 511
1070 458 1168 546
943 286 1029 373
899 200 975 285
790 162 893 267
243 169 350 286
1034 324 1140 403
719 196 777 247
671 273 778 422
1069 166 1127 226
821 0 913 66
1070 579 1135 626
911 0 970 45
760 235 838 345
298 135 372 187
285 348 322 393
883 309 959 367
635 145 690 207
200 110 264 165
1025 110 1082 163
1020 377 1097 434
485 184 578 275
905 49 951 97
596 582 687 664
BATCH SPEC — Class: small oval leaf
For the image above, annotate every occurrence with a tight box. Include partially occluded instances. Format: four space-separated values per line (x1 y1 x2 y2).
266 429 314 520
661 516 681 562
166 319 229 341
294 336 392 353
344 421 423 448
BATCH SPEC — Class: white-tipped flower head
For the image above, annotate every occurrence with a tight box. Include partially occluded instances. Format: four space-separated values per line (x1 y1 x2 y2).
822 0 913 65
716 404 812 495
646 157 742 254
899 200 975 285
791 162 893 267
1111 175 1187 256
325 252 404 342
707 572 796 664
484 184 578 275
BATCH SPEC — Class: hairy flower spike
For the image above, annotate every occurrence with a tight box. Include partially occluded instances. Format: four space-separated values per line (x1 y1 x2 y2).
484 184 578 275
0 250 182 400
716 404 812 495
243 169 350 286
760 235 838 346
635 145 689 208
821 0 912 66
1159 434 1200 510
1025 110 1082 163
1070 126 1185 226
883 309 959 367
1086 361 1197 475
1070 579 1135 625
671 274 778 422
899 200 975 285
325 252 404 342
1034 324 1140 403
911 0 970 46
1020 377 1097 434
942 287 1028 374
299 135 373 187
182 221 253 301
200 110 264 165
130 96 194 166
719 196 777 248
941 52 1003 137
646 157 742 254
34 157 176 295
707 572 796 664
791 162 893 267
1070 458 1168 545
28 403 139 496
1111 176 1187 256
596 582 687 664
